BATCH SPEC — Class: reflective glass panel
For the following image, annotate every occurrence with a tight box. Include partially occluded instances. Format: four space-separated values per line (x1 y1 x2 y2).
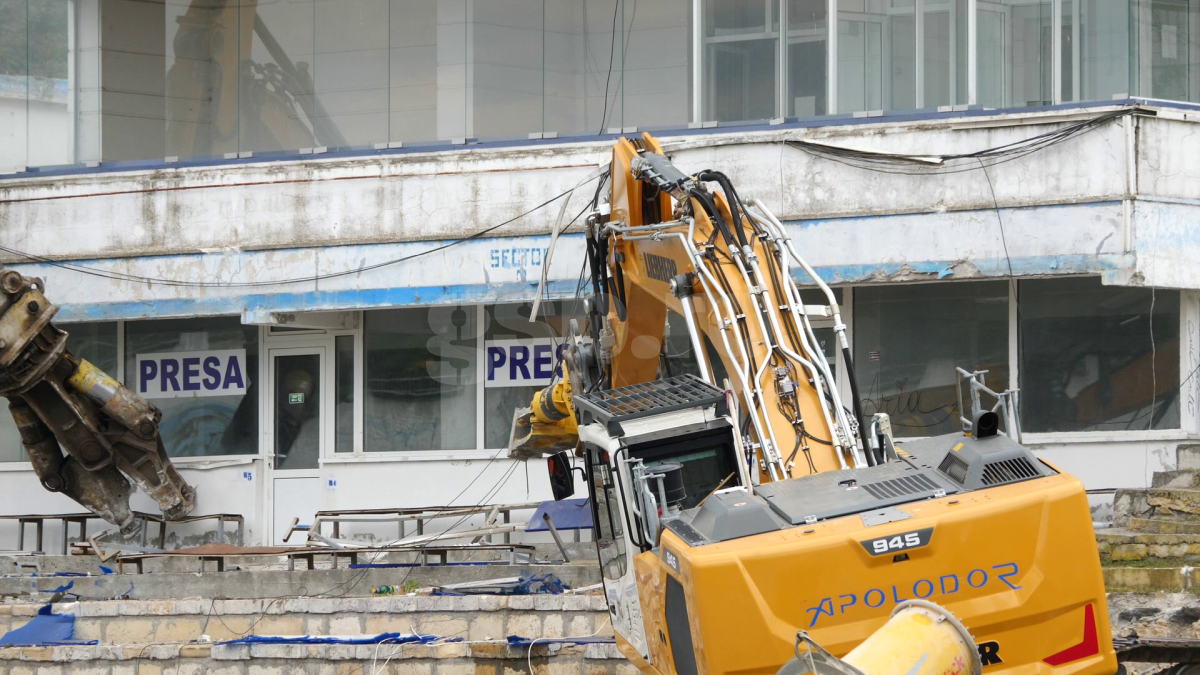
364 305 477 451
789 0 828 116
854 282 1009 437
124 317 259 457
705 0 779 121
335 334 354 453
1020 277 1180 432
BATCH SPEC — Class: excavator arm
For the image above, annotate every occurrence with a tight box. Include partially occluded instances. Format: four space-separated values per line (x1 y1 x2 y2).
0 270 194 534
512 133 882 480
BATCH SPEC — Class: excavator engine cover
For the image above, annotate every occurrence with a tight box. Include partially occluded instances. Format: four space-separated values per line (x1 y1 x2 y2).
577 377 1113 675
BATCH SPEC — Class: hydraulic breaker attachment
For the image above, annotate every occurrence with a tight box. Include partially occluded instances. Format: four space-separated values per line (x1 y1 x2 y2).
0 269 195 533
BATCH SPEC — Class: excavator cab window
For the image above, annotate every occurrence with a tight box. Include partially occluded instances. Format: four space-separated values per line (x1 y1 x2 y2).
629 426 740 510
585 445 628 580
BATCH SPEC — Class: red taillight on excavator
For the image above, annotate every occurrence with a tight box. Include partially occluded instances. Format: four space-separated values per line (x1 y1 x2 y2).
1043 604 1099 666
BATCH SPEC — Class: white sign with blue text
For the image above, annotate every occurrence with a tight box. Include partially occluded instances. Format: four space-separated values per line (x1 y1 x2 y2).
485 338 566 388
136 349 249 399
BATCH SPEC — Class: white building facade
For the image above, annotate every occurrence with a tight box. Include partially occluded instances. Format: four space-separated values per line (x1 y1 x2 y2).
1 0 1199 545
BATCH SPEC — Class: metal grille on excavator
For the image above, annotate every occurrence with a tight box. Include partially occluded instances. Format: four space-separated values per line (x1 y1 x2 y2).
981 457 1041 485
862 474 943 500
573 375 726 428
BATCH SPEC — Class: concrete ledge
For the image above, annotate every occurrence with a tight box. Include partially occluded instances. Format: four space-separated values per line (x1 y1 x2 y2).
0 563 601 601
35 594 607 618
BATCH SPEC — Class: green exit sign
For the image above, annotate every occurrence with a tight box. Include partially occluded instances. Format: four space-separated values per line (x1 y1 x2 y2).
288 393 305 404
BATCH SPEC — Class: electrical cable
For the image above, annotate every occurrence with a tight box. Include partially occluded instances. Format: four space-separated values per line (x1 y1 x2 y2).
786 110 1129 176
597 0 620 134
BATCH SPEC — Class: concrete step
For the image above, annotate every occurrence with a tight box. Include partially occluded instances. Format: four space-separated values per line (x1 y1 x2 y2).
1097 528 1200 563
0 640 630 674
1105 566 1200 593
1127 517 1200 534
1153 469 1200 489
1 593 612 646
1114 488 1200 527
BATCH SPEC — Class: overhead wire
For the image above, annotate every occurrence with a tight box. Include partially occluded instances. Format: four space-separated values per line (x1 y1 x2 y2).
786 109 1130 176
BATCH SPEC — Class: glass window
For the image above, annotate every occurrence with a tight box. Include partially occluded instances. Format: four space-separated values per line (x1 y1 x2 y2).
124 317 259 457
335 335 354 453
0 322 119 463
587 445 628 580
705 0 779 121
922 0 969 107
1020 278 1180 432
854 282 1009 437
0 0 70 171
979 0 1053 108
365 305 477 451
483 301 582 450
663 310 703 379
789 0 828 116
1080 0 1129 101
471 0 544 139
619 0 693 130
1136 0 1199 101
389 0 439 143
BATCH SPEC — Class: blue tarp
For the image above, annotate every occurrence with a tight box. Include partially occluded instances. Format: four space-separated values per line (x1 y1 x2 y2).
506 635 616 647
218 633 461 646
0 604 97 647
431 573 569 596
525 498 593 532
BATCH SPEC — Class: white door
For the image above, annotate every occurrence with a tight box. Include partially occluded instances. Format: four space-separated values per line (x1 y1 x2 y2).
269 347 327 543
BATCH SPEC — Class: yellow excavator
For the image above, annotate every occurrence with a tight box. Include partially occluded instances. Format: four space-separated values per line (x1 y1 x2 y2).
511 134 1117 674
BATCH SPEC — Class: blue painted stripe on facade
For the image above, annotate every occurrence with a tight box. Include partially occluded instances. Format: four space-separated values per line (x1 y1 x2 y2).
52 253 1129 322
55 280 583 323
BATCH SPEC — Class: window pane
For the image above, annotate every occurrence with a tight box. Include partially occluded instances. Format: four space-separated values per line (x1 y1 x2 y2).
979 0 1052 108
124 317 259 457
335 335 354 453
365 305 477 451
890 12 917 108
621 0 693 130
0 0 29 172
471 0 544 138
705 0 778 121
483 301 581 450
274 352 321 470
166 0 241 158
1020 278 1180 432
1137 0 1196 101
1080 0 1129 101
0 321 118 463
389 0 439 143
854 282 1009 437
663 310 703 380
543 0 622 135
921 0 968 107
789 0 828 116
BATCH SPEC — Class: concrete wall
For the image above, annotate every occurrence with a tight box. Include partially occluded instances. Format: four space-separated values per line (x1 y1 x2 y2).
0 104 1193 289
